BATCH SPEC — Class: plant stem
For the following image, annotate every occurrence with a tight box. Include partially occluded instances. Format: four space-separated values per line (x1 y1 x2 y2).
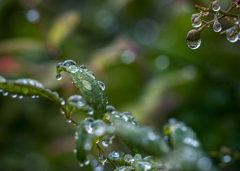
194 5 238 17
96 144 117 169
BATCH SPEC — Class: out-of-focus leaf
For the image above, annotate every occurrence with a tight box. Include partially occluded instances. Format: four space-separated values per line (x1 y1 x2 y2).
48 11 80 47
0 75 66 111
114 166 134 171
57 60 107 119
0 39 44 54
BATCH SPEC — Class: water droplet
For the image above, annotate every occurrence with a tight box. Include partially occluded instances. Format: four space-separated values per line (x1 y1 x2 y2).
60 108 65 114
134 154 142 161
84 143 92 151
63 60 77 67
94 165 104 171
0 75 6 83
69 65 79 73
85 117 95 122
222 155 231 163
60 98 65 105
124 154 134 165
98 153 107 165
31 95 36 98
36 95 39 98
106 105 116 113
2 91 8 96
79 65 87 72
91 159 98 167
73 149 77 154
56 74 62 80
19 95 23 99
186 30 201 49
212 1 221 12
102 135 111 147
226 28 239 43
86 71 96 79
56 62 63 70
107 126 115 134
80 80 92 90
122 111 133 116
87 109 94 115
16 79 44 88
98 81 105 90
213 20 222 32
0 89 2 92
197 157 212 171
147 131 157 141
76 74 83 79
66 119 72 123
191 13 202 27
11 94 17 98
79 163 84 167
67 95 86 107
84 159 90 165
26 9 40 23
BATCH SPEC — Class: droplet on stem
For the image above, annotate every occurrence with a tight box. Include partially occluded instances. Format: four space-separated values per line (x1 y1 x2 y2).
226 27 239 43
213 13 222 32
212 1 221 12
191 13 202 28
186 30 201 49
98 81 105 90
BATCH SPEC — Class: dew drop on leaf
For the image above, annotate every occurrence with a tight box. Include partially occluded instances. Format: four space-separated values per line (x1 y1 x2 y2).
69 65 79 73
86 71 96 79
63 60 77 67
80 80 92 90
79 65 87 72
98 81 105 90
106 105 116 112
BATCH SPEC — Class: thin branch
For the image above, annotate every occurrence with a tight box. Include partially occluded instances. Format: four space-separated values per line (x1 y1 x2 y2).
96 144 117 169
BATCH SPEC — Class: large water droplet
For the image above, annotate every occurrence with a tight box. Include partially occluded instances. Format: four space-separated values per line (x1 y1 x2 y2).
191 14 202 28
63 60 77 67
80 80 92 90
213 20 222 32
86 71 96 79
98 81 105 90
186 30 201 49
106 105 116 113
56 74 62 80
212 1 221 12
68 65 79 73
67 95 86 107
0 75 6 83
79 65 87 72
226 28 239 43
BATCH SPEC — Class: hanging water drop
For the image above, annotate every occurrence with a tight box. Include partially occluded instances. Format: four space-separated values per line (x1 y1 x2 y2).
66 119 72 123
63 60 77 67
60 108 65 114
212 1 221 12
124 154 134 165
31 95 36 98
84 159 90 165
69 65 79 73
56 73 62 80
19 95 23 99
186 30 201 49
79 65 87 72
56 62 63 70
98 81 105 90
11 94 17 98
191 13 202 28
213 20 222 32
87 109 94 115
60 98 65 105
226 28 239 43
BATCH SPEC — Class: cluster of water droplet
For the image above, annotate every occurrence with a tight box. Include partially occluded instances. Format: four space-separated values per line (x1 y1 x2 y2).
109 152 166 171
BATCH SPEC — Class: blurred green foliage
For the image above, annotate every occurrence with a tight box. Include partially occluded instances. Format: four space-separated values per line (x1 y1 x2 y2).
0 0 240 170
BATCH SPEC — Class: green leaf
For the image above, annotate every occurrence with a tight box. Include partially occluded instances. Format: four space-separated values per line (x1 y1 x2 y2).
56 61 107 119
0 76 66 112
114 166 134 171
